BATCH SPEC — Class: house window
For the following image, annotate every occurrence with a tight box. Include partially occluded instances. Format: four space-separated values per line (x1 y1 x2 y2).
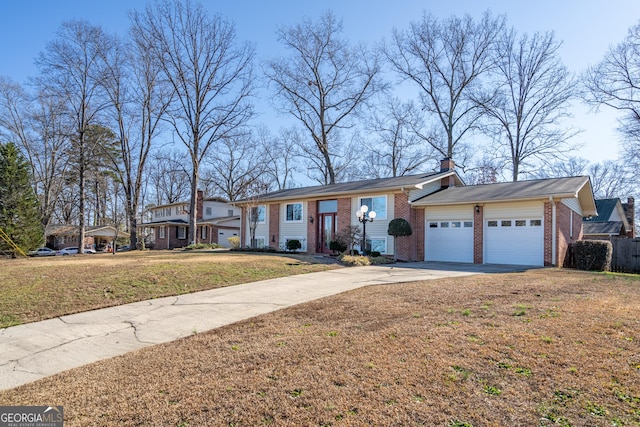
201 226 207 239
530 219 542 226
488 221 498 227
159 226 166 239
359 196 387 220
515 220 526 227
228 209 234 216
206 207 212 216
464 221 473 228
501 220 512 227
178 226 186 239
440 222 449 228
285 202 303 222
318 199 338 213
451 221 461 228
429 222 438 228
366 237 387 254
252 236 266 248
250 205 266 224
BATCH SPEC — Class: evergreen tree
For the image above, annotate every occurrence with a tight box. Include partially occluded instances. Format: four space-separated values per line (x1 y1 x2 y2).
0 142 44 256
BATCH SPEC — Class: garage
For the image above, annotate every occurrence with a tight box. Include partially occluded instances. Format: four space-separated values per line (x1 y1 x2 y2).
425 206 474 263
484 202 544 266
218 228 238 247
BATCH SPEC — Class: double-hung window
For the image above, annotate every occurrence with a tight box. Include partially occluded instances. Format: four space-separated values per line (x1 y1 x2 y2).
359 196 387 220
285 202 303 222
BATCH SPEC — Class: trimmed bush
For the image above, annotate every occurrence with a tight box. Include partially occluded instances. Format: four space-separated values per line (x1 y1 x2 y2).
227 236 241 249
286 239 302 252
329 240 347 253
573 240 612 271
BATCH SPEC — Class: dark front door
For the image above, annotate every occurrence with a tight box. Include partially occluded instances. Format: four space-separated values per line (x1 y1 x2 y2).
318 212 336 253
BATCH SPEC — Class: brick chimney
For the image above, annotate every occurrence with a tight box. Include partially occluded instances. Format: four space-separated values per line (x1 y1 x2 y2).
440 157 455 172
440 158 456 188
626 197 635 238
197 190 204 221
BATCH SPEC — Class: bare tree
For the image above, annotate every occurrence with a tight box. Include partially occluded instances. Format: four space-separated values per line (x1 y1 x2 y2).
387 11 505 166
265 11 383 184
589 160 632 199
534 156 590 179
202 132 264 201
147 149 191 205
35 20 111 253
131 0 255 244
364 97 434 177
583 21 640 186
100 26 172 250
258 125 300 191
0 78 72 228
476 29 577 181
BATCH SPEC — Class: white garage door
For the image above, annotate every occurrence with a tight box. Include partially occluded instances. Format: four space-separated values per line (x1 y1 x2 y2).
218 229 238 248
425 220 474 263
485 219 543 266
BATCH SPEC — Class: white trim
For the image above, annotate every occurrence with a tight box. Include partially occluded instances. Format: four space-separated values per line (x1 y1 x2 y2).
358 195 388 220
284 202 304 223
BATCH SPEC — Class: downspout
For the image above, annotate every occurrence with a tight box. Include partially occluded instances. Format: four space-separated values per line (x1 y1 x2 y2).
550 196 556 266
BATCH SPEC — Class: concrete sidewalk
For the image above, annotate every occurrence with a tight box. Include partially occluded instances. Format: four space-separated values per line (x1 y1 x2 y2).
0 262 528 390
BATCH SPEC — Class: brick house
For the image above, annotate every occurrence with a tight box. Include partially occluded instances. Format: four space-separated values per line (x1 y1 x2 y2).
236 159 597 267
140 191 240 250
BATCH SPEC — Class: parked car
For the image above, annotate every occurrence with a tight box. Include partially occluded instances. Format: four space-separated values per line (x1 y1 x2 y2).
28 247 57 257
56 247 96 256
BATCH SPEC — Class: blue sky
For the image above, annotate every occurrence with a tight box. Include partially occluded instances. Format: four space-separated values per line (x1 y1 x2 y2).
1 0 639 165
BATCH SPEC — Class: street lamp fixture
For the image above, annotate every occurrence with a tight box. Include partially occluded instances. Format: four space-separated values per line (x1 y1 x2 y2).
356 205 376 255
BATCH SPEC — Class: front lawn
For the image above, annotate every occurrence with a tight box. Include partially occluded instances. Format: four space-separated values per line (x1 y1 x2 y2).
0 250 338 328
2 269 639 426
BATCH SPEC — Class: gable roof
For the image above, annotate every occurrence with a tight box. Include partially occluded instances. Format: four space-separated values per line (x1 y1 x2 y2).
584 199 619 222
236 171 463 203
411 176 597 215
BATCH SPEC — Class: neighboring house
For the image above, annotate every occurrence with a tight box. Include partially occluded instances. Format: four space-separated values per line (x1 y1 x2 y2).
235 159 597 267
140 191 240 250
583 197 635 239
45 225 130 251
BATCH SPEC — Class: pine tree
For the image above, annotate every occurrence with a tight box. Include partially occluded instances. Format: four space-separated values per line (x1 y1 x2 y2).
0 142 44 256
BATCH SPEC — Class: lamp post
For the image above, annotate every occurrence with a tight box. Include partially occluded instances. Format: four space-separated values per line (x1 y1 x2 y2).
356 205 376 255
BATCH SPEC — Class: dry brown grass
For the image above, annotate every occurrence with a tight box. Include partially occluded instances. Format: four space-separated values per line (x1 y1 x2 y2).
2 269 639 426
0 250 338 328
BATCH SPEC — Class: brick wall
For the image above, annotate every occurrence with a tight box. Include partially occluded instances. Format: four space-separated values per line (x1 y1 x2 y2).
543 202 553 266
393 192 415 261
474 205 484 264
307 201 318 253
196 190 203 220
269 203 280 250
555 202 583 267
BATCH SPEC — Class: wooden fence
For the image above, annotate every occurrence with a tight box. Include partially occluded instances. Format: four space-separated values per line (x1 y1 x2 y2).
610 237 640 273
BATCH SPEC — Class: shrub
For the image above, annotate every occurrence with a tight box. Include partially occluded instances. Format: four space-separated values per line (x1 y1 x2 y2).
227 236 241 249
286 239 302 252
329 240 347 253
573 240 612 271
184 243 221 250
338 254 371 266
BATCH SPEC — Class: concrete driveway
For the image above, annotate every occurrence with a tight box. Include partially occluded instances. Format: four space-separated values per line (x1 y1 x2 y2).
0 262 533 390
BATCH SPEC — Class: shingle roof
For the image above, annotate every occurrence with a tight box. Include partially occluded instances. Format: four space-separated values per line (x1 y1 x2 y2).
583 221 625 235
584 198 619 222
411 176 594 209
238 171 461 203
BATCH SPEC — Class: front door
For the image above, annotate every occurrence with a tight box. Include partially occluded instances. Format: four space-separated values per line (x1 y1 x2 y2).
318 213 336 253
